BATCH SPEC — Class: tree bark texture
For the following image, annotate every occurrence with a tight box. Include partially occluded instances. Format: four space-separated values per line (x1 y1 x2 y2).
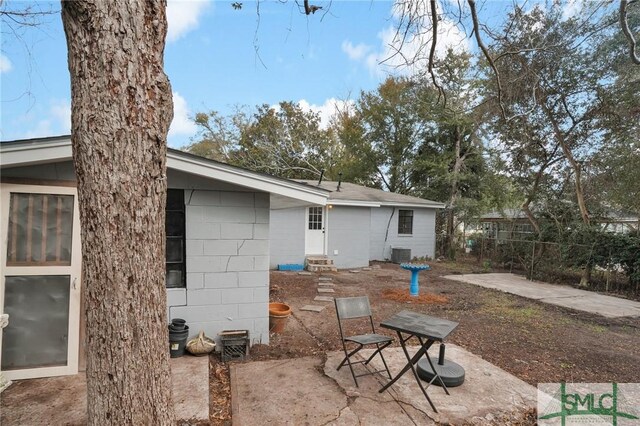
61 1 174 424
445 125 463 259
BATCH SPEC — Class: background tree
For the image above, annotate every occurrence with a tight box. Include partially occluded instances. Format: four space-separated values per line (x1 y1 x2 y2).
186 108 249 162
232 102 336 179
61 1 174 423
187 102 349 180
486 5 637 285
355 76 426 194
412 52 487 257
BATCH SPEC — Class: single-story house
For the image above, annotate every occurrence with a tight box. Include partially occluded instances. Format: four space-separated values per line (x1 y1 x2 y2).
0 135 329 381
477 209 534 241
477 209 639 241
270 180 445 269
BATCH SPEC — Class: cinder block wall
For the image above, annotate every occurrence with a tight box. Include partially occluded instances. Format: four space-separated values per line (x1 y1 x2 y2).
268 207 305 268
167 188 270 346
327 206 371 268
369 207 437 261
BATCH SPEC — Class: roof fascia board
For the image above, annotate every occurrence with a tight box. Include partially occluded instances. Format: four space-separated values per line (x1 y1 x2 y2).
1 138 329 205
167 153 328 205
328 200 445 209
329 200 381 207
379 202 445 209
1 140 72 167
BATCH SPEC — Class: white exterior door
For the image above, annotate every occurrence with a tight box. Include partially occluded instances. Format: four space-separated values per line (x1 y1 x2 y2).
0 184 82 380
305 206 325 255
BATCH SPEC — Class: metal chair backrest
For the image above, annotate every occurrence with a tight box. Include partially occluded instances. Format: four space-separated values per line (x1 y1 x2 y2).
335 296 372 320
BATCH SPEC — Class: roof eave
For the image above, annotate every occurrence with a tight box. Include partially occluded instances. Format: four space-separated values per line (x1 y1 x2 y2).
1 137 73 167
1 137 329 205
167 151 328 205
379 202 445 209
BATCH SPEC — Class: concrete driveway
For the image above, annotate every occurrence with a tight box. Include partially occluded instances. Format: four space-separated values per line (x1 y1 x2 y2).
443 273 640 318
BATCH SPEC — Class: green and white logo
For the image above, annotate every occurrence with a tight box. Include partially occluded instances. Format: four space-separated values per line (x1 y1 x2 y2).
538 383 640 425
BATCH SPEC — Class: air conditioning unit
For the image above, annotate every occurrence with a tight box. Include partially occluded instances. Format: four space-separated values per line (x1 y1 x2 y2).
391 248 411 264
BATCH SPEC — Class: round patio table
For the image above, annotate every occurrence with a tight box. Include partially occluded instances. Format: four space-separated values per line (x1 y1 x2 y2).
400 263 431 296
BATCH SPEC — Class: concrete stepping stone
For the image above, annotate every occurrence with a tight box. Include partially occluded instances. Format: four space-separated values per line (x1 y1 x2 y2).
300 305 325 312
318 288 335 293
371 265 381 269
318 277 333 282
298 271 312 276
314 296 334 303
349 270 360 274
318 282 335 287
362 267 372 271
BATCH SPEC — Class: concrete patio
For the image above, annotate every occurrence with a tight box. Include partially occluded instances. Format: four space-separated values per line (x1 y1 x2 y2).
443 273 640 318
232 344 537 425
2 340 540 424
0 355 209 424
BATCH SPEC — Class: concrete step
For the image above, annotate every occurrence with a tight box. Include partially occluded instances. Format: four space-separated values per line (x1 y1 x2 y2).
306 256 334 266
300 305 326 313
307 264 338 272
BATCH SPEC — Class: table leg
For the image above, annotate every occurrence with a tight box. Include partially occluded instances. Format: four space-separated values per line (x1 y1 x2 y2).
379 332 438 413
417 337 450 396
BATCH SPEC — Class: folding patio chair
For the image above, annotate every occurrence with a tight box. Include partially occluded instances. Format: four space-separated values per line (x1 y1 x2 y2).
334 296 393 387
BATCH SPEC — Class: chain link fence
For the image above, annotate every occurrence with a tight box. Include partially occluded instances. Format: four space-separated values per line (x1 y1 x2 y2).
466 236 637 297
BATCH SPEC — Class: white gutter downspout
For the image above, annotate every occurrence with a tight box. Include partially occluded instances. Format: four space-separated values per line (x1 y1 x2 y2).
323 205 330 256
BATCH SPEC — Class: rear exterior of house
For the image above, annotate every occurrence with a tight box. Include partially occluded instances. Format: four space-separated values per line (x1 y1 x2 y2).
0 136 327 381
270 181 444 269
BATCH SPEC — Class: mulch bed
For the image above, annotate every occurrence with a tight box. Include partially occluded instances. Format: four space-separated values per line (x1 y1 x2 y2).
209 356 231 425
381 288 448 304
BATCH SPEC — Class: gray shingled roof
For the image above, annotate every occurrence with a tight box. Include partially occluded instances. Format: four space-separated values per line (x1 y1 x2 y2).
480 209 529 220
295 180 444 208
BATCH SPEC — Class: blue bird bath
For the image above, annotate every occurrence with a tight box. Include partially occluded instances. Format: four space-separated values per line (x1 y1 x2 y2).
400 263 431 296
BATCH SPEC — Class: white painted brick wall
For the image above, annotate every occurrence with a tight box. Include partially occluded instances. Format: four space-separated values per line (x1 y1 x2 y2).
166 187 271 346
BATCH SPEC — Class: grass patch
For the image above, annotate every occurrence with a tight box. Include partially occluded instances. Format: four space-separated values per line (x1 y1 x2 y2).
481 303 544 322
587 324 608 334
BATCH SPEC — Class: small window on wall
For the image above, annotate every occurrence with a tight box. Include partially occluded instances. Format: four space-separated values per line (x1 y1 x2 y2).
398 210 413 235
166 189 185 288
308 206 323 230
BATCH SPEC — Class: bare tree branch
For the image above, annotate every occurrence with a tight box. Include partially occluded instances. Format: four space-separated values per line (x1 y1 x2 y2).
428 0 446 104
467 0 508 119
620 0 640 64
253 0 268 69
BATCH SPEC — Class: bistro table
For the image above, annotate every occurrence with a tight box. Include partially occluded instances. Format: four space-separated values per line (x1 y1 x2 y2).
378 310 459 413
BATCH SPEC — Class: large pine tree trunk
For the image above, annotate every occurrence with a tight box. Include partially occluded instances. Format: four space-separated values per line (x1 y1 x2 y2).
61 1 175 424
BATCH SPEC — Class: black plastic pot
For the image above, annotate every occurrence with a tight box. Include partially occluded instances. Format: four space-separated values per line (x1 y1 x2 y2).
169 324 189 358
171 318 186 330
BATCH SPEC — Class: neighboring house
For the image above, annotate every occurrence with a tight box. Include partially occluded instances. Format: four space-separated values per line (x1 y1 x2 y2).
0 136 329 381
478 209 639 241
478 209 534 241
594 211 639 234
270 180 445 269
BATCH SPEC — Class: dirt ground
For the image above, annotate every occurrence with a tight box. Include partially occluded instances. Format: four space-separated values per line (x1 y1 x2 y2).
212 261 640 424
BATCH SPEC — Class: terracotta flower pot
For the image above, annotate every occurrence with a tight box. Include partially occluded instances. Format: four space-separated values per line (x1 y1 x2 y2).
269 302 291 333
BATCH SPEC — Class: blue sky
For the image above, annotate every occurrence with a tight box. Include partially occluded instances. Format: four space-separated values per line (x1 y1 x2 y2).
0 0 521 147
1 1 394 147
